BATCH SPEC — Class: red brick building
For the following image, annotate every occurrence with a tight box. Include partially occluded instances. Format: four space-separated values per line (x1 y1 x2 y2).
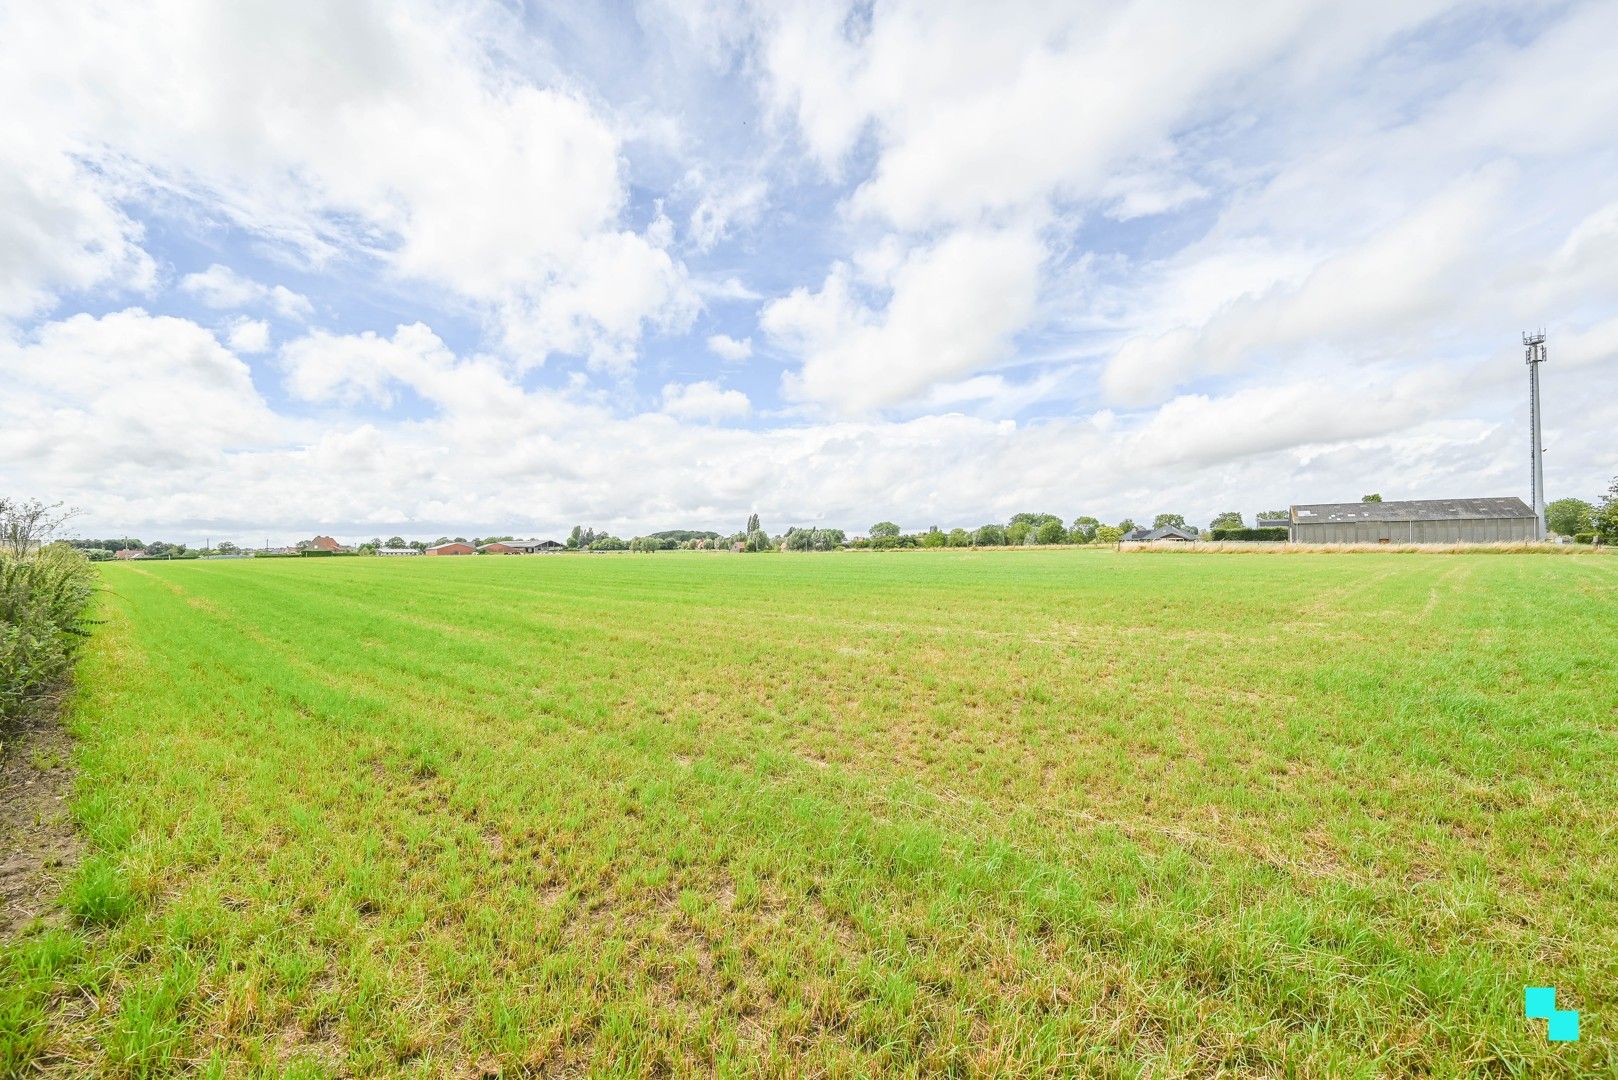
425 542 475 556
307 535 342 552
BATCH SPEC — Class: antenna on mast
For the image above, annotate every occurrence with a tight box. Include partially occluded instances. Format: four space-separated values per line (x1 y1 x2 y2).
1522 330 1548 540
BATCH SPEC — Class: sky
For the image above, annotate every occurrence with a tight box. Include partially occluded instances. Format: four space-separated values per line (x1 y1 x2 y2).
2 0 1616 546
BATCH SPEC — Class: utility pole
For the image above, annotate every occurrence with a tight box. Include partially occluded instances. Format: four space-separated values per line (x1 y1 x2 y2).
1523 331 1548 540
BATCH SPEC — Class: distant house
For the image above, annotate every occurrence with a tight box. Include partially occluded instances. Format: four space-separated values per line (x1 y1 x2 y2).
1288 497 1536 544
307 535 343 552
376 547 420 556
113 548 143 560
424 542 475 556
478 539 563 554
1124 525 1198 542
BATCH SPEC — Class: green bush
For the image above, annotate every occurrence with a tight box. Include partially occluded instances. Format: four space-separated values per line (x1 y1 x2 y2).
1573 532 1595 545
0 545 97 720
1210 527 1289 542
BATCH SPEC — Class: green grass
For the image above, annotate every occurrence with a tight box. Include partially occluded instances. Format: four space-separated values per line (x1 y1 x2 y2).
3 550 1615 1077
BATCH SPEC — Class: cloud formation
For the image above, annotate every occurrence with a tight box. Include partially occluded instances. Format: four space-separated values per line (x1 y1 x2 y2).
2 0 1615 543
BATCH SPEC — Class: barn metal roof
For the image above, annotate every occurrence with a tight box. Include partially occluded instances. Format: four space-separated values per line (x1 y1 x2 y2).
1290 497 1534 524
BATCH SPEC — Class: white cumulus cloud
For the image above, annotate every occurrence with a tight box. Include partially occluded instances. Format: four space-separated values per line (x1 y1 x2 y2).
661 380 751 422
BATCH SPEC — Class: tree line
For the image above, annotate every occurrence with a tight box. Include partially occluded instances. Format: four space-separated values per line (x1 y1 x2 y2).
51 477 1618 558
1546 485 1618 543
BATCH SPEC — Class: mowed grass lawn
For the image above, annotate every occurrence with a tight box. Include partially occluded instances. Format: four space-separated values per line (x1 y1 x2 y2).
4 550 1616 1078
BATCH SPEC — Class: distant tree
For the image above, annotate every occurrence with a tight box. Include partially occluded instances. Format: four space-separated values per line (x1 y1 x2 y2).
216 541 239 554
386 536 406 549
1009 512 1063 530
1035 520 1067 545
370 537 384 549
946 527 971 547
1546 497 1595 537
433 536 452 546
0 497 78 557
920 528 947 548
746 513 760 533
1116 519 1135 534
786 527 844 552
1153 513 1189 531
1095 525 1125 544
1208 511 1244 532
1068 516 1100 544
973 524 1007 546
1361 493 1383 503
648 530 723 543
408 540 427 552
1258 510 1287 523
1005 521 1032 546
566 525 582 550
869 521 901 539
1596 476 1618 544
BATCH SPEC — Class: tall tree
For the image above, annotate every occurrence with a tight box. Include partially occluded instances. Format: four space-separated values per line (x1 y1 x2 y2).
1209 511 1244 532
1153 513 1188 531
1069 516 1100 544
1034 520 1066 544
869 521 901 539
1546 497 1594 537
1361 493 1383 503
0 497 78 557
1596 476 1618 544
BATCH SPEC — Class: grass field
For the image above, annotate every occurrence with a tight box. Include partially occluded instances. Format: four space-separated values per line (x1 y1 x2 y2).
3 550 1615 1077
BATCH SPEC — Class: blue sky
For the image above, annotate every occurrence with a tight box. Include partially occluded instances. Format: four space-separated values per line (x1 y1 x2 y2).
3 0 1616 544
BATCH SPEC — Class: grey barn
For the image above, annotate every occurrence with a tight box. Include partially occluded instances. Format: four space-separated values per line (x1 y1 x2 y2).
1288 498 1536 544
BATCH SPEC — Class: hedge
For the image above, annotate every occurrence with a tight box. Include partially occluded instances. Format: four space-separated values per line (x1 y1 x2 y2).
1 546 97 721
1210 527 1289 542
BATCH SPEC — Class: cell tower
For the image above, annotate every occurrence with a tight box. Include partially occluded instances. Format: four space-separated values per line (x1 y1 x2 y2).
1523 330 1548 540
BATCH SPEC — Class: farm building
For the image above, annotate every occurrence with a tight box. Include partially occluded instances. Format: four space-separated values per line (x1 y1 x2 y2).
1288 498 1536 544
1255 514 1290 531
376 547 420 556
424 542 475 556
306 535 343 552
479 539 564 554
1123 525 1198 542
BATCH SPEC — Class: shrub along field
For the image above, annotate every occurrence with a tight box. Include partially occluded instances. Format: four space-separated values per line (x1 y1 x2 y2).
3 550 1615 1077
